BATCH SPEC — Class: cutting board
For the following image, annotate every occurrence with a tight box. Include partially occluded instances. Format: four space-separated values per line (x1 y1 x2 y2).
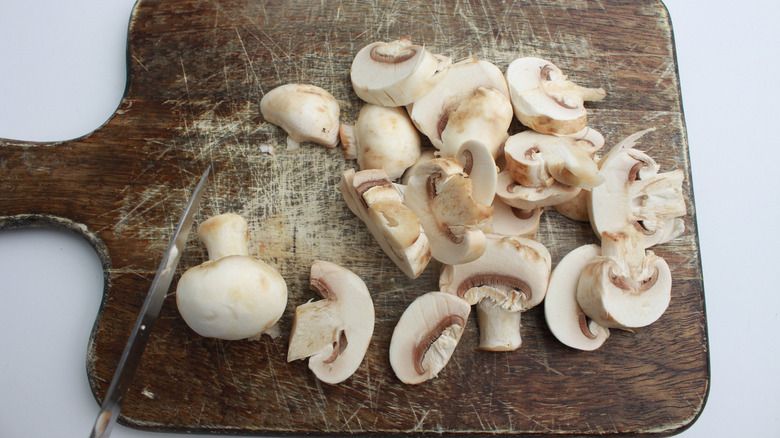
0 0 708 435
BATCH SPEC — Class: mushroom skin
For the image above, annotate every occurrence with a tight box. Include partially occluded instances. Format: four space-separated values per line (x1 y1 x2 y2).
544 244 610 350
484 197 543 239
389 291 471 385
439 86 513 158
404 157 493 265
260 83 340 148
495 170 581 211
439 234 551 351
588 128 687 248
176 213 288 341
287 260 374 385
577 227 672 330
350 38 451 107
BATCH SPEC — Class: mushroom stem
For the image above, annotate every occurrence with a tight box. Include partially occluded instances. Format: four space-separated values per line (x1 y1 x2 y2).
197 213 250 261
476 300 522 351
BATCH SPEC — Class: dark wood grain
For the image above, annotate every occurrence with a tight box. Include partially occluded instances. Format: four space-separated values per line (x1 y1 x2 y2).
0 0 708 435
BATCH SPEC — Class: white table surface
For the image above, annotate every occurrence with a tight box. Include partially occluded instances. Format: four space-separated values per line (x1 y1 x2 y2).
2 1 778 437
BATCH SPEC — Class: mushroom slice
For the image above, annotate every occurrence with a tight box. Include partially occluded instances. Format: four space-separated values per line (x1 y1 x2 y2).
401 148 436 185
544 244 609 350
439 86 513 157
340 168 431 278
389 291 471 384
504 130 603 189
456 140 498 206
588 128 687 248
440 235 551 351
340 104 422 180
484 197 543 239
404 157 493 265
350 38 451 107
495 171 581 211
506 57 605 135
553 190 590 222
260 83 340 148
287 260 374 384
408 57 510 152
577 227 672 330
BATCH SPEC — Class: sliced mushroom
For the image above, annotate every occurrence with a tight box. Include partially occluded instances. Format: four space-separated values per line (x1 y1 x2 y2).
340 104 422 180
389 291 471 384
495 170 580 211
403 157 493 265
553 190 590 222
260 83 340 148
506 57 605 135
484 197 543 239
408 57 510 152
401 148 436 185
544 244 609 350
456 140 498 206
287 260 374 384
588 128 687 248
340 168 431 278
439 234 551 351
577 227 672 330
350 38 451 107
439 86 513 157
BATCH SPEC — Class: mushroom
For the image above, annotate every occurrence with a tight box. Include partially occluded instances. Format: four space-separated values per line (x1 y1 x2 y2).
503 130 603 190
439 234 551 351
588 128 687 248
403 157 493 265
389 291 471 384
339 104 422 180
340 168 431 278
287 260 374 384
350 37 451 107
439 86 513 157
544 244 609 350
408 57 510 153
455 140 498 206
260 83 341 148
484 197 543 239
505 57 605 135
176 213 288 340
577 226 672 330
401 148 436 185
495 170 580 211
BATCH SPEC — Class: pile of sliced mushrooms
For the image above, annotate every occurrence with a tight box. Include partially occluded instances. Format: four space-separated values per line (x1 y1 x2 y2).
176 38 688 386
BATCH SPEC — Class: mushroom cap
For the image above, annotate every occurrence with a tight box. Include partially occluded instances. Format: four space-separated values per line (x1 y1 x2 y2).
544 244 609 350
495 170 581 210
506 57 605 135
287 260 374 385
354 104 422 180
439 86 513 157
176 255 288 340
350 38 451 107
553 189 590 222
484 197 543 239
456 140 498 207
260 83 340 147
389 291 471 384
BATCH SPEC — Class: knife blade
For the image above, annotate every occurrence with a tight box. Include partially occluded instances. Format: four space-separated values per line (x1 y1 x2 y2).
89 165 211 438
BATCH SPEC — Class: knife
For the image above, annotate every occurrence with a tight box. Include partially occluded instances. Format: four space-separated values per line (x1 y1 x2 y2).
89 166 211 438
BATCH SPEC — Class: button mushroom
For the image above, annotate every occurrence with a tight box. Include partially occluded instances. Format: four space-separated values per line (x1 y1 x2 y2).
587 128 687 248
340 168 431 278
455 139 498 207
439 86 513 158
484 197 543 240
176 213 288 340
544 244 609 350
389 291 471 385
260 83 341 148
350 37 451 107
505 57 605 135
577 226 672 330
494 170 581 211
439 234 551 351
287 260 374 384
403 157 493 265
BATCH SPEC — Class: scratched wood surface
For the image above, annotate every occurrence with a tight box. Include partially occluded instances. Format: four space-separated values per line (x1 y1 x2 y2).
0 0 708 435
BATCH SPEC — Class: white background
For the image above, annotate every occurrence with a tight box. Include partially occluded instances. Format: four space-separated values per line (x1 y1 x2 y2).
1 0 778 437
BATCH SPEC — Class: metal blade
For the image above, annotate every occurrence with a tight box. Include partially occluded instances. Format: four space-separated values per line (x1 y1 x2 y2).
90 166 211 438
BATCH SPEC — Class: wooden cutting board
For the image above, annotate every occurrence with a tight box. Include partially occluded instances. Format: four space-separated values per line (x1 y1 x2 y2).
0 0 709 435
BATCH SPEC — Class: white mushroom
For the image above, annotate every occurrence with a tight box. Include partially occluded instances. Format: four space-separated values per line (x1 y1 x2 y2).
495 170 581 211
439 234 551 351
403 157 493 265
176 213 287 340
577 227 672 330
287 260 374 384
340 168 431 278
506 57 605 135
484 197 543 239
350 37 451 107
339 104 421 180
401 148 436 185
439 86 513 157
455 140 498 206
588 128 687 248
389 291 471 385
260 83 341 148
408 57 510 152
544 244 609 350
